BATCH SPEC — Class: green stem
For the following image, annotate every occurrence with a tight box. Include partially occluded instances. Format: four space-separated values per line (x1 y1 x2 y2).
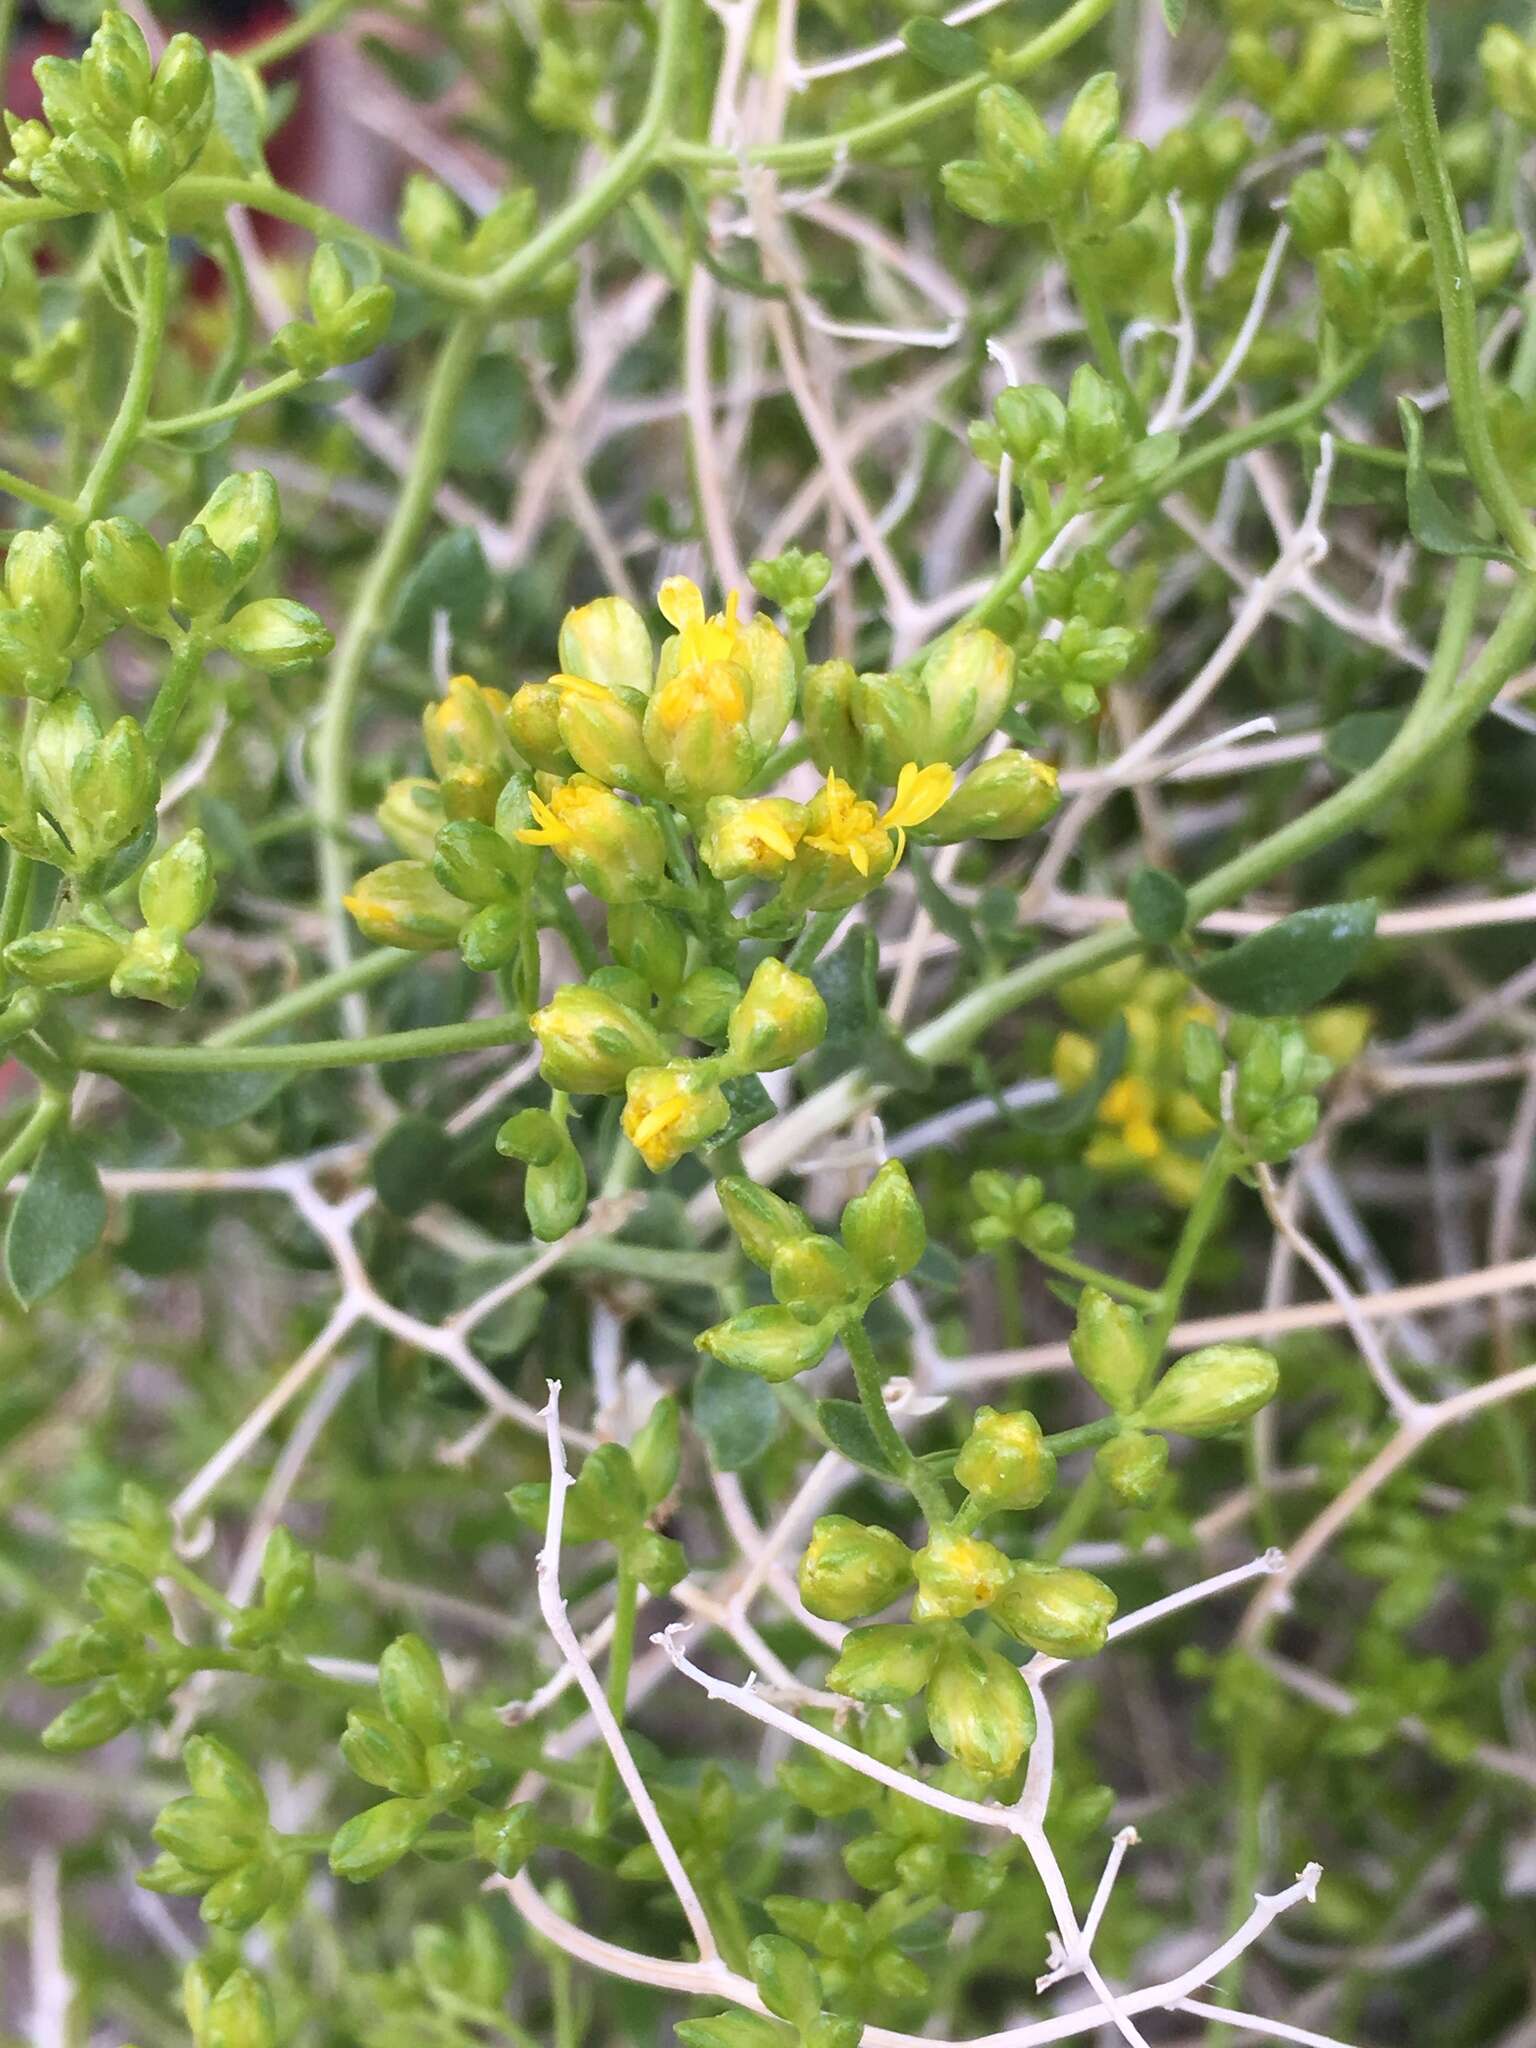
143 633 210 756
244 0 361 68
1042 1416 1122 1455
591 1566 638 1831
205 947 414 1046
313 310 488 990
1038 1470 1103 1563
0 466 78 523
70 1009 528 1076
0 1089 67 1189
144 368 309 440
1385 0 1536 569
1055 231 1144 433
1036 1250 1161 1311
75 231 169 523
165 1556 242 1624
1145 1138 1237 1363
845 1321 950 1525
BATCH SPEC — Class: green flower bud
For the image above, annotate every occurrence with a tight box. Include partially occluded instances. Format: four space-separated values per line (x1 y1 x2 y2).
399 173 465 263
568 1441 647 1538
150 34 213 132
912 1528 1011 1620
138 828 214 936
1286 167 1349 256
749 1933 822 2031
169 524 237 617
848 669 929 785
340 1708 429 1795
154 1796 266 1874
218 598 333 674
83 516 171 628
84 1565 170 1640
5 525 81 648
530 984 666 1094
925 1635 1035 1780
558 594 654 696
110 927 199 1009
258 1525 314 1625
993 1561 1117 1657
498 1110 586 1240
626 1528 687 1594
425 1738 489 1798
329 1796 434 1882
695 1303 837 1381
378 1632 451 1746
1135 1343 1280 1436
554 675 663 796
1318 248 1381 345
432 817 523 906
1065 364 1129 479
918 628 1014 765
1483 24 1536 127
840 1159 926 1289
506 681 573 774
23 692 157 875
748 546 831 632
202 1966 275 2048
608 901 687 997
201 1859 285 1932
140 1852 206 1897
83 10 152 125
272 321 331 378
629 1395 681 1509
716 1175 813 1270
193 471 279 590
770 1233 863 1322
919 751 1060 841
35 55 93 135
42 1681 134 1751
183 1735 267 1819
1094 1428 1168 1505
952 1407 1056 1512
1247 1094 1320 1160
727 956 827 1073
474 1804 540 1876
68 1500 168 1575
1349 163 1411 275
126 114 172 194
622 1060 731 1170
1085 137 1150 230
671 964 742 1043
29 1623 135 1683
377 776 446 861
973 83 1059 219
992 382 1069 477
801 658 863 781
798 1515 914 1622
321 282 395 365
344 861 467 950
5 923 125 993
1069 1287 1149 1413
1058 70 1120 183
824 1621 942 1704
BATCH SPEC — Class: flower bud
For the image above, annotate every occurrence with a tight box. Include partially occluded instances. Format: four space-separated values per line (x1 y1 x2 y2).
329 1796 433 1882
83 516 171 627
848 669 930 786
108 927 197 1007
5 924 125 993
840 1159 925 1289
726 956 827 1073
1058 70 1120 183
952 1407 1055 1513
5 526 82 649
801 659 864 781
1085 137 1150 230
770 1233 863 1321
992 1562 1116 1657
424 674 513 782
919 629 1013 765
558 594 654 696
1094 1428 1168 1505
556 675 664 796
169 524 238 617
515 775 667 902
202 1966 275 2048
498 1111 586 1240
150 34 213 132
379 1632 450 1745
973 83 1059 219
1135 1343 1279 1436
825 1622 943 1704
695 1302 837 1380
749 1933 823 2032
126 114 171 194
748 546 831 631
344 860 467 950
1349 163 1411 275
609 902 687 996
1069 1287 1149 1413
83 10 152 123
25 692 157 875
1286 166 1349 256
507 681 574 774
42 1681 135 1751
919 751 1059 841
716 1175 813 1270
912 1528 1011 1620
698 795 805 882
798 1516 913 1621
622 1060 730 1170
432 818 523 906
377 777 446 861
194 471 279 590
29 1623 134 1683
670 964 739 1043
643 656 759 799
218 597 332 674
1065 364 1129 478
529 985 665 1094
474 1804 540 1876
340 1708 428 1795
1318 248 1380 345
139 828 215 936
992 381 1069 476
201 1860 286 1932
925 1635 1035 1780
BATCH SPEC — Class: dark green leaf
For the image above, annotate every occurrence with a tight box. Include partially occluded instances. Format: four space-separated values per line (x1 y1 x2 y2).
1324 710 1404 779
1127 866 1187 943
911 844 983 969
7 1132 106 1306
693 1357 777 1472
121 1066 292 1130
1398 398 1515 564
371 1115 453 1218
1013 1014 1128 1136
711 1074 776 1150
209 52 267 172
816 1398 896 1475
1191 899 1378 1015
811 925 879 1052
865 1023 931 1093
900 18 985 76
389 530 492 658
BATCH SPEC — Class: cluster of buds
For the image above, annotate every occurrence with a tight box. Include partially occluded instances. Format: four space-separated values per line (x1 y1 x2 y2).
9 827 215 1007
84 469 333 671
1228 8 1394 140
328 1635 497 1884
1052 959 1219 1202
1288 150 1518 348
271 242 396 377
1 242 86 396
1483 24 1536 129
3 12 214 228
1010 545 1150 724
969 365 1179 517
508 1397 684 1596
802 627 1010 788
742 1917 916 2035
184 1958 276 2048
144 1735 305 1930
0 689 155 881
1184 1009 1365 1165
399 176 571 297
749 545 833 635
1070 1283 1280 1504
388 1911 513 2035
0 527 102 700
696 1160 924 1380
970 1170 1075 1257
942 74 1151 244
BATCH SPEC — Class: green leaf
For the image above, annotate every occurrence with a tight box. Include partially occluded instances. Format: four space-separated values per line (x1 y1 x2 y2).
6 1132 106 1306
209 52 268 172
1324 710 1404 779
1191 899 1378 1015
811 925 879 1053
676 2015 794 2048
1161 0 1188 28
900 18 985 76
711 1074 776 1150
1127 866 1187 943
1013 1014 1127 1136
693 1356 776 1472
120 1066 292 1130
389 529 491 658
816 1398 896 1476
1398 398 1516 564
371 1115 453 1217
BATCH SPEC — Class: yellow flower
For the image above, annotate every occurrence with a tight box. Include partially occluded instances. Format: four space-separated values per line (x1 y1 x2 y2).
801 761 955 877
1097 1075 1161 1162
622 1061 730 1171
658 577 745 669
514 775 666 902
698 795 805 881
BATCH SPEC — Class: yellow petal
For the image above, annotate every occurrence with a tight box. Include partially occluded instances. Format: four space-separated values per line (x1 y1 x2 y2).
657 576 704 632
633 1101 680 1147
550 672 611 701
881 761 955 830
849 840 870 877
758 818 797 861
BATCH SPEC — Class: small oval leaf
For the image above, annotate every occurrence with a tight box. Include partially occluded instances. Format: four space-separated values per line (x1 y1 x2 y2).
1191 899 1378 1016
1127 866 1188 943
693 1356 777 1472
900 18 985 76
7 1131 107 1306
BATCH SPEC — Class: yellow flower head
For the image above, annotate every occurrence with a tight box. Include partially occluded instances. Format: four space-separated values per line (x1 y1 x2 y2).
699 795 806 881
658 576 746 671
622 1061 730 1172
513 775 666 902
1098 1074 1162 1162
801 761 955 877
